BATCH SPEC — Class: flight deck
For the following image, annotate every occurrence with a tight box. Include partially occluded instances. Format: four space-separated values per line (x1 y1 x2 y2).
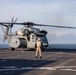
0 48 76 75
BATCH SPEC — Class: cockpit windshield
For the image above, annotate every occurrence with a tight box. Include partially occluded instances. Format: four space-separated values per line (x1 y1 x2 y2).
36 34 45 37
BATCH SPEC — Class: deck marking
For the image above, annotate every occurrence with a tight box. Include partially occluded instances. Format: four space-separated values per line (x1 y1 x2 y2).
0 66 76 71
0 67 56 71
60 69 76 72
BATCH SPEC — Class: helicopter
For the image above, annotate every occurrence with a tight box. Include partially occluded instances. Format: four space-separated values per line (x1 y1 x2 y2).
0 18 76 51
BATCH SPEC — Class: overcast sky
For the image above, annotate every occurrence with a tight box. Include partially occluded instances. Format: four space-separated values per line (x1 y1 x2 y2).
0 0 76 44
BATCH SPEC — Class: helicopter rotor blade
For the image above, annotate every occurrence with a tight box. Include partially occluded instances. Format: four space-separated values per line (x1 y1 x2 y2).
10 17 14 28
32 23 76 29
12 17 14 23
14 17 18 23
13 22 76 29
10 17 18 33
0 23 8 27
10 17 18 28
0 22 76 29
11 22 76 29
9 17 14 33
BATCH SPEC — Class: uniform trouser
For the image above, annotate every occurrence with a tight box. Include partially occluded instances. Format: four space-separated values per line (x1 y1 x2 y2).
36 46 42 57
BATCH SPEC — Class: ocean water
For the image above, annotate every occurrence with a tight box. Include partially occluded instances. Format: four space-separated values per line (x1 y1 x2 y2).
0 44 9 48
50 44 76 49
0 44 76 49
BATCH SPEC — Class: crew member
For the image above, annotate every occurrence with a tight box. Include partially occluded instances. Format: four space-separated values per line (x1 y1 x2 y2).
36 37 42 59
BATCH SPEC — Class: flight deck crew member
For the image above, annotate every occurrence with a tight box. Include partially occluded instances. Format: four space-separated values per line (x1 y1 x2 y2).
36 38 42 59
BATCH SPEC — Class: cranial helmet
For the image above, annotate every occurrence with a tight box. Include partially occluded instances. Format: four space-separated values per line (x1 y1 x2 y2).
38 37 41 41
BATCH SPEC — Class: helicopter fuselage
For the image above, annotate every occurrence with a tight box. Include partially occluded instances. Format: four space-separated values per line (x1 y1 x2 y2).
7 27 48 50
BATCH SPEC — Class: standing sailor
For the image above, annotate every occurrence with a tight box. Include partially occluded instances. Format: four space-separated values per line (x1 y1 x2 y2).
36 37 42 59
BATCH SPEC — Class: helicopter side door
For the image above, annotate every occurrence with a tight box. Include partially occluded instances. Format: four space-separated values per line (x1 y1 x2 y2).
27 33 36 49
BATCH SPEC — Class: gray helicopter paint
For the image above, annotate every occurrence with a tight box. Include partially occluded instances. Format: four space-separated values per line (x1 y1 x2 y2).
7 35 27 48
27 33 36 48
1 21 76 50
26 33 48 49
7 33 48 49
4 26 48 50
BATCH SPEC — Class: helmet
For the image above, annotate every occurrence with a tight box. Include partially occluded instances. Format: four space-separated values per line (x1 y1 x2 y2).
38 37 41 41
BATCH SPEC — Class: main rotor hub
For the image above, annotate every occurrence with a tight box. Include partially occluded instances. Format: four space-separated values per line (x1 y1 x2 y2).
24 22 34 27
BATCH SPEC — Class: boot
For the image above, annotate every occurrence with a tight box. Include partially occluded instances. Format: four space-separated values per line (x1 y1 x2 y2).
40 56 42 59
36 56 38 59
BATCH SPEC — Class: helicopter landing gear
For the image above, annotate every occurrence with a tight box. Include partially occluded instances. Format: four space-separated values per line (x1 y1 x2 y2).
42 45 47 52
10 47 15 51
30 48 34 51
41 47 45 52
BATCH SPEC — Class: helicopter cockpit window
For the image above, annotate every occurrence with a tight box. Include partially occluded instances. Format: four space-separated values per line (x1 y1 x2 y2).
27 37 30 41
33 29 40 33
36 29 40 33
36 34 45 37
32 35 35 42
32 35 34 39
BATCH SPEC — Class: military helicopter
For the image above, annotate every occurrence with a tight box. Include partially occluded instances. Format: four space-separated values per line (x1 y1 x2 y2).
0 18 76 51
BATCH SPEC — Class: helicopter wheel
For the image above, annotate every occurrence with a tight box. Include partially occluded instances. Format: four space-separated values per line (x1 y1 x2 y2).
42 49 45 52
41 46 47 52
10 48 15 51
30 48 34 51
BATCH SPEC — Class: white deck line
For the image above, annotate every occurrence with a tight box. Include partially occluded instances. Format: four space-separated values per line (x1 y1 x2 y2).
60 69 76 72
0 66 76 71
